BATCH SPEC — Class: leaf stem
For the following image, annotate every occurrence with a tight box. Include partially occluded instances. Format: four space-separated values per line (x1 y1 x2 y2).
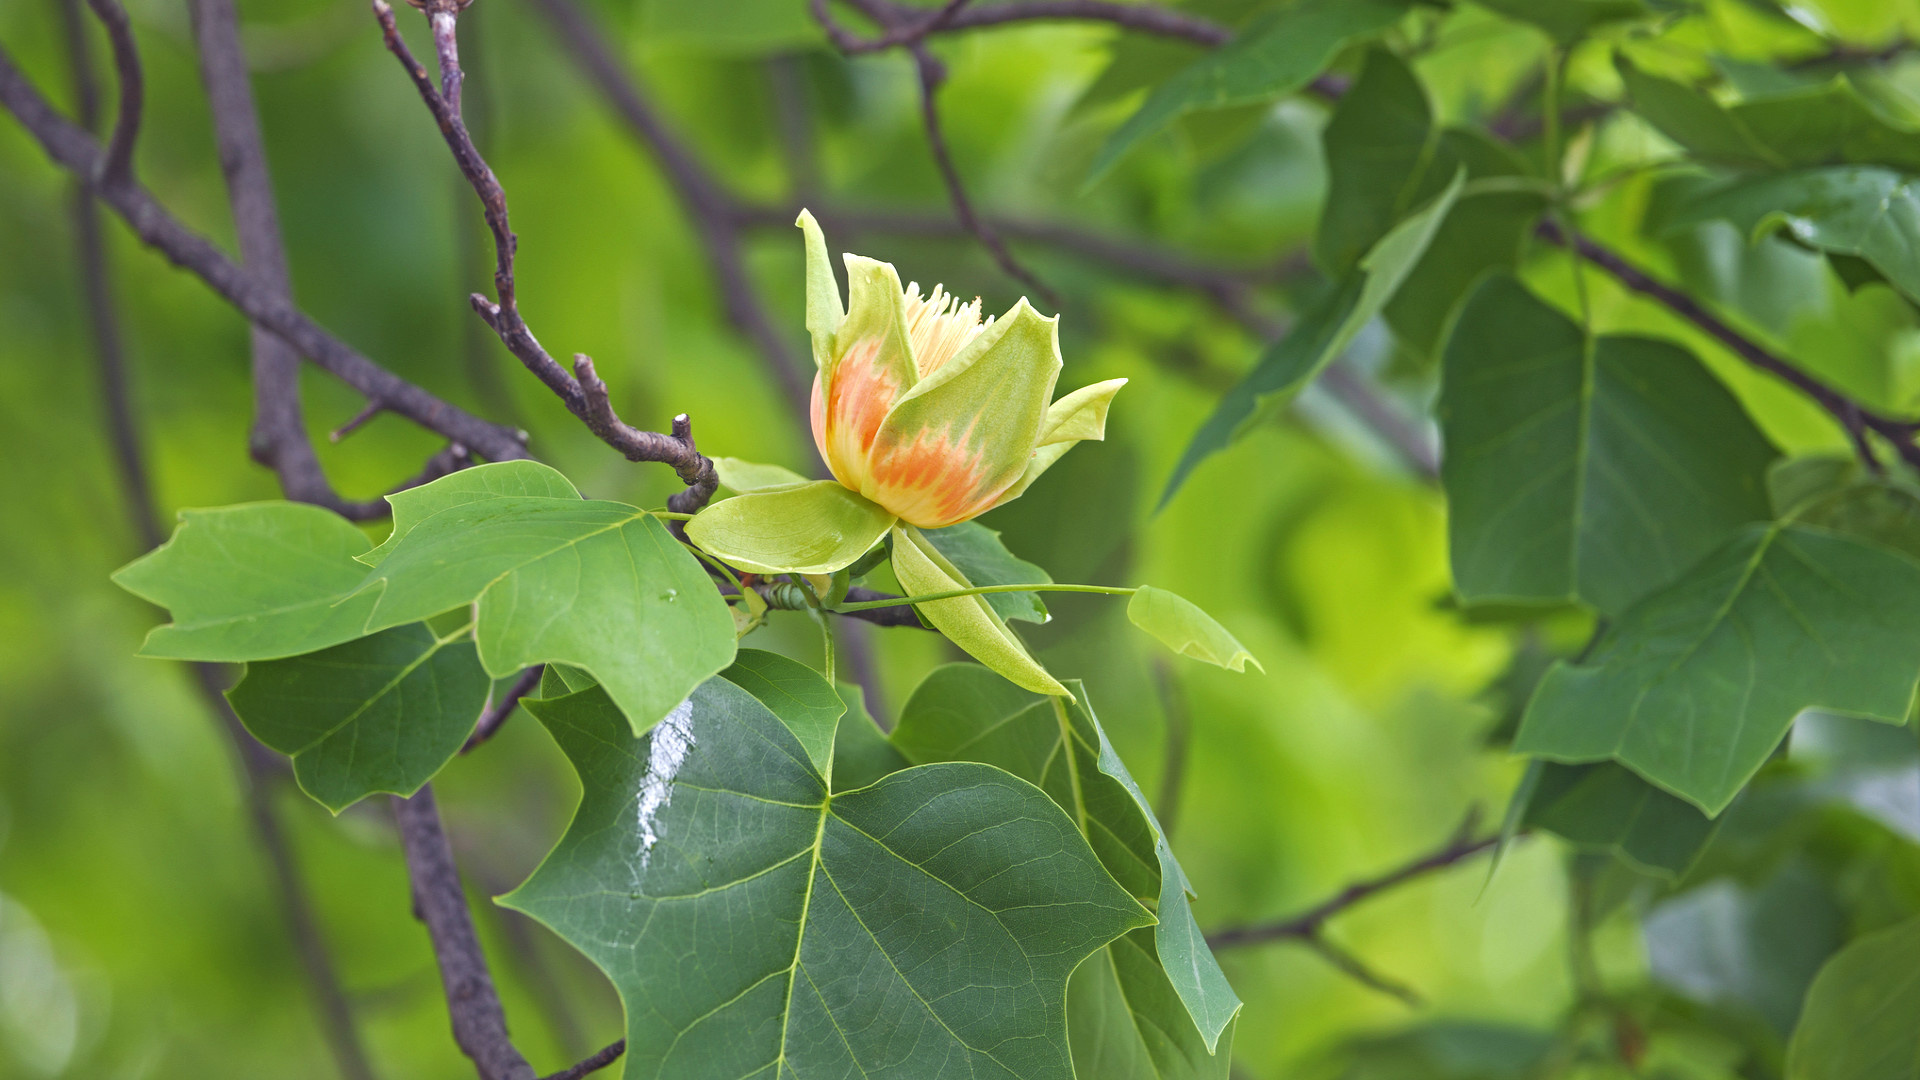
649 510 695 521
831 583 1137 613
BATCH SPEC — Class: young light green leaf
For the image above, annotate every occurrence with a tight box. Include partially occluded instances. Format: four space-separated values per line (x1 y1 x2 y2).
1786 914 1920 1080
687 480 895 575
505 675 1150 1080
893 666 1243 1063
1620 58 1920 173
1086 0 1411 185
1521 761 1719 879
1514 523 1920 815
361 460 580 567
226 623 489 812
1440 275 1777 616
1668 167 1920 306
113 502 380 662
720 649 844 781
359 496 736 736
1128 586 1261 673
712 456 810 494
920 520 1053 624
1160 170 1463 506
891 523 1069 696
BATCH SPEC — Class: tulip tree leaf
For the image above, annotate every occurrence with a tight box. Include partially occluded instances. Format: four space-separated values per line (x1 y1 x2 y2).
112 502 381 662
921 521 1053 624
1514 522 1920 815
226 623 489 812
893 666 1242 1069
358 496 736 736
1786 914 1920 1080
688 481 896 575
1521 761 1719 879
890 524 1068 696
1439 275 1778 616
830 682 907 792
361 461 580 567
503 675 1150 1080
1668 167 1920 306
1161 170 1463 506
721 649 845 781
1128 586 1261 673
1620 59 1920 173
1087 0 1411 184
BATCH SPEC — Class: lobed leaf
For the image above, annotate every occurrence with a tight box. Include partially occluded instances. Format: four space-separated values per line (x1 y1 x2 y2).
1520 760 1719 879
361 460 579 567
504 674 1150 1080
226 623 489 812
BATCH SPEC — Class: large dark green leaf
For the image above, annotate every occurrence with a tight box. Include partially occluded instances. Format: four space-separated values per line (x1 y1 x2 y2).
1161 171 1463 506
1786 914 1920 1079
358 496 736 736
893 665 1240 1073
1522 761 1719 878
1086 0 1411 184
504 675 1149 1080
1514 523 1920 814
1620 59 1920 173
920 521 1053 624
1668 167 1920 305
226 624 489 812
721 649 845 780
1440 275 1777 615
113 502 379 662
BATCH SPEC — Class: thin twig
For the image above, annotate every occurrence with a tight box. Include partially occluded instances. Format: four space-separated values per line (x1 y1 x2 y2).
391 787 537 1080
527 0 815 421
1207 813 1497 949
79 0 139 185
374 0 721 512
863 0 1228 45
1535 220 1920 471
539 1040 626 1080
0 44 530 466
462 665 544 753
1300 934 1423 1006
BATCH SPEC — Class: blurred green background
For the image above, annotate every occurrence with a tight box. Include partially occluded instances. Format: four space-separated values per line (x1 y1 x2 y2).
5 0 1917 1076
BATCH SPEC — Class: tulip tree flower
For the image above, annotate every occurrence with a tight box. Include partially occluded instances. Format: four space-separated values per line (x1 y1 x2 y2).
687 213 1259 696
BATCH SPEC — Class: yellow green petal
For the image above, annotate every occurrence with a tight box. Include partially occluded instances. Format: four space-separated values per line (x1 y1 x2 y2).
687 482 895 576
796 209 843 367
891 524 1069 697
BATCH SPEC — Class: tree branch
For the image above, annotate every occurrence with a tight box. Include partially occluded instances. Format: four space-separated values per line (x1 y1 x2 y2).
1535 220 1920 472
79 0 139 185
1206 815 1497 950
0 43 530 466
539 1040 626 1080
526 0 815 422
391 786 537 1080
461 664 544 754
374 0 726 512
861 0 1228 46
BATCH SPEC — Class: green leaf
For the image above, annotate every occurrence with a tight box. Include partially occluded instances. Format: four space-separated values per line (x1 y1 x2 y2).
890 523 1068 696
687 481 896 575
1439 275 1778 616
504 675 1150 1080
1787 914 1920 1080
1128 586 1261 673
112 502 380 662
225 624 488 812
720 649 844 781
1476 0 1648 43
1668 167 1920 305
361 460 579 567
892 666 1242 1065
1513 522 1920 814
1085 0 1411 185
712 457 810 494
1521 761 1719 879
1620 59 1920 173
1793 482 1920 562
1160 170 1464 505
359 496 736 735
920 521 1053 624
829 682 907 792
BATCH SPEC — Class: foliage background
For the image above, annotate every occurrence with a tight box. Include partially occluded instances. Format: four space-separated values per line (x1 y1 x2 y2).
2 0 1917 1076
